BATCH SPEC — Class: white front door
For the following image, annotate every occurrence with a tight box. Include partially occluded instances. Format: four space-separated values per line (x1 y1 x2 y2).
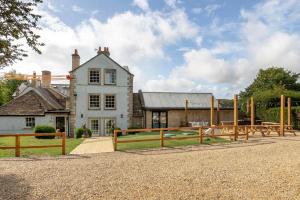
104 118 116 136
89 119 101 136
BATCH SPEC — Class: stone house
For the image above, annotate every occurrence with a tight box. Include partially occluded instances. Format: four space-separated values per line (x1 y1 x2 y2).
0 78 70 134
69 47 133 136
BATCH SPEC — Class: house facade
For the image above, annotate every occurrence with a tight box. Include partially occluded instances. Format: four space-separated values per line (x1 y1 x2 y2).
0 81 70 134
69 47 133 136
0 46 235 136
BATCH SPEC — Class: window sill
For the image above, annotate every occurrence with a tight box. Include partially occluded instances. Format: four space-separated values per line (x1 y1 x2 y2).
104 108 116 110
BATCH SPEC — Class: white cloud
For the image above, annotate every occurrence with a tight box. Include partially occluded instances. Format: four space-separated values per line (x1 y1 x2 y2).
72 5 83 13
192 8 203 14
144 0 300 98
192 4 221 15
45 0 60 12
7 4 199 90
132 0 150 11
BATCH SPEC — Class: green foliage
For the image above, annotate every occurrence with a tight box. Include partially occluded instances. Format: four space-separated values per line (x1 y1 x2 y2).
0 70 26 106
0 0 44 68
239 67 300 124
110 127 122 136
34 125 56 139
75 128 92 138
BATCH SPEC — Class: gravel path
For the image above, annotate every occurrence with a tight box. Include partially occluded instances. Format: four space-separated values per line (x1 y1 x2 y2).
1 135 300 200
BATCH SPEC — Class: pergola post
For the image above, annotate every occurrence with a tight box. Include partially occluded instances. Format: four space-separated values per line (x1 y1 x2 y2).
185 99 188 127
288 97 291 129
280 95 285 136
246 99 250 116
250 97 255 129
210 96 214 126
217 99 220 125
234 95 238 140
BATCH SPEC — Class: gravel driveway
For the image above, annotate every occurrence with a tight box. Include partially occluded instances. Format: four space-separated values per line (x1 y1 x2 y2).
0 135 300 200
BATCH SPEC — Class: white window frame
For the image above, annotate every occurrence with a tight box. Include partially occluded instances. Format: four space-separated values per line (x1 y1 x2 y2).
104 118 116 135
88 69 101 84
104 94 116 110
25 117 35 128
89 118 100 135
104 69 116 85
89 94 101 110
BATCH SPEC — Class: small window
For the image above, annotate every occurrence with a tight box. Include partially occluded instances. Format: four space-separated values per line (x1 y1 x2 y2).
89 94 101 109
104 69 116 85
89 69 101 84
25 117 35 128
105 94 116 109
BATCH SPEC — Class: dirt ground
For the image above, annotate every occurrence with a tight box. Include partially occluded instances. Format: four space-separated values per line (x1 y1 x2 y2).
0 134 300 200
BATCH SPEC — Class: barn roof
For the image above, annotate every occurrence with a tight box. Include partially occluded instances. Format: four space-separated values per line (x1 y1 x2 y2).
140 92 217 110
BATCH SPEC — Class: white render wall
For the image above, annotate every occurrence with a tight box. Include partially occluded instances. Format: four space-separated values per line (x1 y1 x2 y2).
73 54 131 132
0 114 68 133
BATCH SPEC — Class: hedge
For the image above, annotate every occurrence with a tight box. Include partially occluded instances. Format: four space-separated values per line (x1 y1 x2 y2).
34 125 56 139
257 107 300 129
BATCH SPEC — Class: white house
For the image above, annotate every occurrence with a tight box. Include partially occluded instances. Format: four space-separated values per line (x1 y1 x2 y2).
69 47 133 136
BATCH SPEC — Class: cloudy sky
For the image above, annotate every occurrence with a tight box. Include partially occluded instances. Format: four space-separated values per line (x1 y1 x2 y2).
3 0 300 98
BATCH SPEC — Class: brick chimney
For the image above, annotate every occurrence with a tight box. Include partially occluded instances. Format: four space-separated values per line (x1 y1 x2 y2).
97 46 110 56
72 49 80 70
41 70 51 88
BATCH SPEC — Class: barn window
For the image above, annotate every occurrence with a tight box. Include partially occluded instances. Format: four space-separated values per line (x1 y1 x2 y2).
25 117 35 128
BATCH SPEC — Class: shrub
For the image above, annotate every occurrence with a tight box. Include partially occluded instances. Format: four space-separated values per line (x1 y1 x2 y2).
110 127 122 136
75 128 92 138
34 125 56 139
127 126 142 135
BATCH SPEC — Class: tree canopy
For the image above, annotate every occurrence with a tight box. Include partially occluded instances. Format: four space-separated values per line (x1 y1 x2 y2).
0 0 43 68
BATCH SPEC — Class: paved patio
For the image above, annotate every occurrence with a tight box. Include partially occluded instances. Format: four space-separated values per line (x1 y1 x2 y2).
70 137 114 154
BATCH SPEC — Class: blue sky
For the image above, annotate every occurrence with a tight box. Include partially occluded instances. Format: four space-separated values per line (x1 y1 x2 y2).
5 0 300 98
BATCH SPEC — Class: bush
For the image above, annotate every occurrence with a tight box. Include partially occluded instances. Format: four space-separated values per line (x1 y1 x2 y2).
34 125 56 139
75 128 92 138
110 127 122 136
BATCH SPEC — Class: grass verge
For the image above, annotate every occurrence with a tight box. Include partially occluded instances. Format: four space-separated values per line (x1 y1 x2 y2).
0 137 84 158
117 131 229 151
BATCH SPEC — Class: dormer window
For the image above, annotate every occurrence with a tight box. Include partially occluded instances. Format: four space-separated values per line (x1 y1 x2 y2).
104 69 116 85
89 69 101 84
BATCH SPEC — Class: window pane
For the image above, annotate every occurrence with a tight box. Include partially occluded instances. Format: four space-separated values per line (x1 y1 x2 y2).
104 119 115 135
89 95 100 109
90 119 99 134
105 69 116 84
105 95 115 109
89 70 100 83
25 117 35 127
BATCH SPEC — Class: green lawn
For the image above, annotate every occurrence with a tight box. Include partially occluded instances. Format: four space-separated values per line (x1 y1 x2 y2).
0 137 84 158
117 131 229 151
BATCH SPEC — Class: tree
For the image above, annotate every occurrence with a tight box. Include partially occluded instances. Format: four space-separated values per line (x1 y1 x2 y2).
239 67 300 123
0 70 26 106
0 0 44 68
240 67 300 99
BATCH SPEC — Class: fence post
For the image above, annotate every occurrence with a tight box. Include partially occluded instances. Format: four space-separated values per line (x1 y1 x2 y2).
245 126 248 141
62 132 66 155
234 126 237 141
15 134 20 157
160 129 164 147
199 127 203 144
113 130 117 151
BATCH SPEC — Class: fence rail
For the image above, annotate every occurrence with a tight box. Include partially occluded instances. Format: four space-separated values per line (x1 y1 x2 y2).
113 126 249 151
0 132 66 157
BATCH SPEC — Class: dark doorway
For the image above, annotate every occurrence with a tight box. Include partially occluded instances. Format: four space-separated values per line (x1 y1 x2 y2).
56 117 65 132
152 111 168 128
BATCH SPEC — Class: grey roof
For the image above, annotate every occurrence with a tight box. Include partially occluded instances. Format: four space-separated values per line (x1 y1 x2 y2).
141 92 217 109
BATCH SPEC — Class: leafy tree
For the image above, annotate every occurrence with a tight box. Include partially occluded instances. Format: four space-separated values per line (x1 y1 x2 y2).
0 70 26 105
240 67 300 99
0 0 44 68
239 67 300 124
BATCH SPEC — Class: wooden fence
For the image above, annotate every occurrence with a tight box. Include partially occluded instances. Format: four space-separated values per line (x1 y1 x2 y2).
113 125 249 151
0 132 66 157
